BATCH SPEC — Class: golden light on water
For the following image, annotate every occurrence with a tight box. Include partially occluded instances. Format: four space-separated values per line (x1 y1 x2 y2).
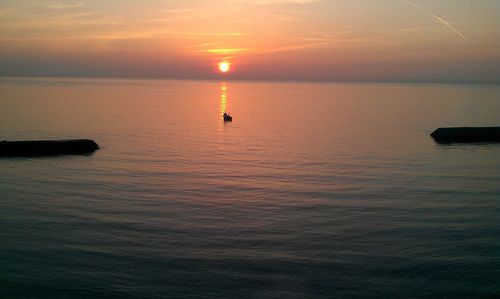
218 61 231 73
220 83 227 114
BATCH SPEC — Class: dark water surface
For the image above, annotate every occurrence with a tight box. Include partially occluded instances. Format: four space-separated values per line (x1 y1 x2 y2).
1 78 499 298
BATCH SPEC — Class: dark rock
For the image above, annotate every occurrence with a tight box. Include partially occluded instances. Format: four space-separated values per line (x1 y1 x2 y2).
0 139 100 157
431 127 500 143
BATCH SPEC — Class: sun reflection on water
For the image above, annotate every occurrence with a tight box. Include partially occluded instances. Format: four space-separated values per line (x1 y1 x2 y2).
220 83 228 116
217 82 230 145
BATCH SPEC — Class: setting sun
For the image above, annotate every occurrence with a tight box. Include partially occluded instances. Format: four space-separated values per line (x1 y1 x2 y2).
218 61 231 73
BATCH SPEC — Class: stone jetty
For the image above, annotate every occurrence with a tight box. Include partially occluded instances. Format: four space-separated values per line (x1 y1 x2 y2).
0 139 99 157
431 127 500 143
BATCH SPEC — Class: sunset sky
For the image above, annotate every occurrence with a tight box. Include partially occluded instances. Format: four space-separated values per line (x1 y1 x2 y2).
0 0 498 83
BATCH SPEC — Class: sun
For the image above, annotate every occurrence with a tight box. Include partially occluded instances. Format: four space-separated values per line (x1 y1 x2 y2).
218 61 231 73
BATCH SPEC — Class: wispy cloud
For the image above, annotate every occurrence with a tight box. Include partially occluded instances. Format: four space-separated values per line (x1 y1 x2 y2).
406 0 466 40
45 1 84 10
203 48 249 54
218 32 390 61
234 0 321 4
256 0 320 4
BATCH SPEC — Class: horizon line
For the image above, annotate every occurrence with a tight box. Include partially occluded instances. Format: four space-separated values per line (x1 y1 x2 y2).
0 74 498 86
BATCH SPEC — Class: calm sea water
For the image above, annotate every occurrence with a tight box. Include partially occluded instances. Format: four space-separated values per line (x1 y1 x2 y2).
0 77 499 299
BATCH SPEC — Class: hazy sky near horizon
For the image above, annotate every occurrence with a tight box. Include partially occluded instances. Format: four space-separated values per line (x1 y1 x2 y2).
0 0 499 83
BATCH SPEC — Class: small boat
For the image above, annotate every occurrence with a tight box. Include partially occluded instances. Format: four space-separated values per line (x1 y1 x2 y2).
223 113 232 122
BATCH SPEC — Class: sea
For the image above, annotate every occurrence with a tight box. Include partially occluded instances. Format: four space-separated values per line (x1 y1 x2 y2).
0 77 499 299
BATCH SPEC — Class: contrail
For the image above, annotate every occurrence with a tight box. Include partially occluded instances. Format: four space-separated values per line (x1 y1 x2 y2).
406 0 466 39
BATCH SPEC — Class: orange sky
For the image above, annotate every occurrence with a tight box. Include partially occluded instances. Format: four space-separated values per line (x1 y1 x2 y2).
0 0 498 83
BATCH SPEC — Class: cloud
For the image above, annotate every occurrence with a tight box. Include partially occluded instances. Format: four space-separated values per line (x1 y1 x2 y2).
259 0 320 3
234 0 321 5
45 1 84 10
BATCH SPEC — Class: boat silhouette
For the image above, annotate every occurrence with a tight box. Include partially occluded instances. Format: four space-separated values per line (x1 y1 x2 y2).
223 113 232 122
